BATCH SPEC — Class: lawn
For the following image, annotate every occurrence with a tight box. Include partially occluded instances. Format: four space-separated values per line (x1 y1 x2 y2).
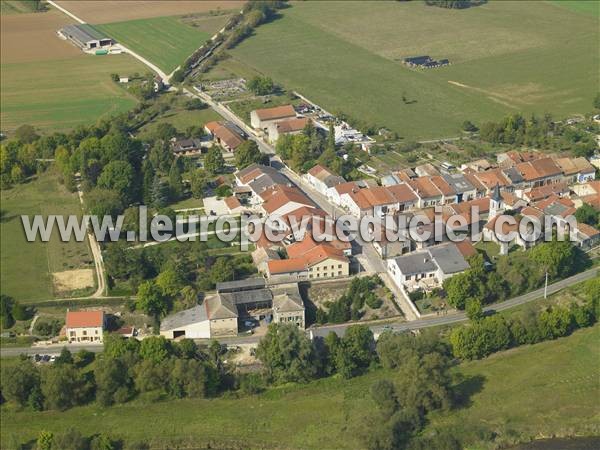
426 325 600 447
0 170 94 302
550 0 600 16
1 324 598 448
137 107 221 139
225 1 598 140
1 56 143 133
96 16 211 74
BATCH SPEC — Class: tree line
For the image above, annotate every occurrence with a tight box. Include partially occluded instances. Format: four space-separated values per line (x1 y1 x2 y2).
443 239 588 312
450 277 599 360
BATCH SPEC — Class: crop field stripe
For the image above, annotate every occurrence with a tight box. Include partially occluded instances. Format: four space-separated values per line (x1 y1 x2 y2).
96 16 211 73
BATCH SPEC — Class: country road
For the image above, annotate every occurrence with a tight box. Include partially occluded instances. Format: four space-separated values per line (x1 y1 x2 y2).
3 267 596 357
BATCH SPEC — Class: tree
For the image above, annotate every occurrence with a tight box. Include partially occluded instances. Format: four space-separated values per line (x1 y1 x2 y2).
55 347 73 365
141 159 155 205
90 434 117 450
139 336 171 363
256 323 317 383
52 428 89 450
86 188 123 218
167 358 217 398
154 123 177 142
1 294 15 329
575 203 599 227
156 265 186 298
41 364 85 410
168 159 183 200
14 124 39 144
0 359 40 406
234 140 264 169
247 75 275 95
94 357 133 406
335 325 375 378
36 431 54 450
530 239 576 280
151 176 170 209
97 160 134 204
136 280 168 319
204 146 225 175
370 379 399 418
210 257 235 283
465 297 483 322
190 169 208 198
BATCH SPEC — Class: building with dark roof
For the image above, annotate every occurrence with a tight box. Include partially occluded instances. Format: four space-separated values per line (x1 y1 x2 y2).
59 24 113 50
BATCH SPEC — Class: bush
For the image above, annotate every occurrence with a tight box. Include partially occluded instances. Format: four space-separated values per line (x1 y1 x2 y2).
239 373 265 395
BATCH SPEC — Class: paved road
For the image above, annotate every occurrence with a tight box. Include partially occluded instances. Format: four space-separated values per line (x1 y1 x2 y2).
4 268 595 357
1 344 104 358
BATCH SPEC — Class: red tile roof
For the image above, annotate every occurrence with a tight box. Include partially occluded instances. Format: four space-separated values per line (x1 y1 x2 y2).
253 104 296 121
66 311 104 328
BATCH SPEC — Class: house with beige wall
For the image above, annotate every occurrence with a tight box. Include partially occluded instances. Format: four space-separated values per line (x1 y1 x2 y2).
65 310 105 344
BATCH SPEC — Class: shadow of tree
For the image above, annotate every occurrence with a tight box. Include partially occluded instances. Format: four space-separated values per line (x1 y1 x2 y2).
452 373 486 409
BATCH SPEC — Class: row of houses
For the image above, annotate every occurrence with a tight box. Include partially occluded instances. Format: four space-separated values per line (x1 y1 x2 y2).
232 164 352 281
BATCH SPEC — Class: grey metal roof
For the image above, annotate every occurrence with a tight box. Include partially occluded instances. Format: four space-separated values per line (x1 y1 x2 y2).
428 243 469 275
220 288 272 306
443 173 475 194
62 24 109 44
216 277 265 293
160 304 207 331
381 174 401 186
248 172 289 193
391 251 437 275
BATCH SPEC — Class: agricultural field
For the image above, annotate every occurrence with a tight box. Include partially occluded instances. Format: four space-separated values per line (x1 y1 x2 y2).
0 0 46 14
0 8 145 134
1 324 597 448
54 0 242 23
225 1 598 140
0 170 95 303
96 16 211 74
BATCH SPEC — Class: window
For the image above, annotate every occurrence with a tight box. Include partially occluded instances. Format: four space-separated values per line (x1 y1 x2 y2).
95 330 99 334
338 264 342 268
69 331 75 337
406 275 411 281
338 271 342 276
82 330 87 336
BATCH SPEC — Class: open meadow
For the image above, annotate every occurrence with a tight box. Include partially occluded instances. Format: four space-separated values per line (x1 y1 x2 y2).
1 324 598 448
0 170 94 302
0 8 145 135
225 1 598 140
95 16 211 74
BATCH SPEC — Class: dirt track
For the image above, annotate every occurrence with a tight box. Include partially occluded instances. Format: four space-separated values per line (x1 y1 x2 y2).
54 1 243 24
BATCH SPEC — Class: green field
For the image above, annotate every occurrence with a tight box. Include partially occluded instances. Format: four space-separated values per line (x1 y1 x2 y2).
1 325 598 448
137 107 221 139
0 0 44 14
224 1 598 140
0 55 144 134
96 16 211 74
551 0 600 16
0 170 94 302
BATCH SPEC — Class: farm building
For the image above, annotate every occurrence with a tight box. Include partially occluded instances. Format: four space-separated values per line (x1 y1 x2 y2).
58 24 113 51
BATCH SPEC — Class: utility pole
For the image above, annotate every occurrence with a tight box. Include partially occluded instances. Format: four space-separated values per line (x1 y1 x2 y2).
544 271 548 299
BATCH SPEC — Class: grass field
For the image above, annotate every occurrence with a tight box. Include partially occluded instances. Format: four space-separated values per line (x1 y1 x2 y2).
1 56 144 133
0 9 146 134
550 0 600 16
1 324 598 448
96 16 211 74
0 0 45 14
0 170 94 302
225 1 598 140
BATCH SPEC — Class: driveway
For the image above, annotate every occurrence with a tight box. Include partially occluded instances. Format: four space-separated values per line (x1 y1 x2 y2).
203 196 229 216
